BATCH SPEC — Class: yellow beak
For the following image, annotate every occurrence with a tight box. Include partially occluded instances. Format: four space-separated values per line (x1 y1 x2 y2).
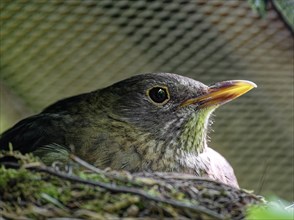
181 80 257 108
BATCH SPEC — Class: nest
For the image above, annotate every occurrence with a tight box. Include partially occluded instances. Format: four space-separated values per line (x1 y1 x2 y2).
0 151 263 219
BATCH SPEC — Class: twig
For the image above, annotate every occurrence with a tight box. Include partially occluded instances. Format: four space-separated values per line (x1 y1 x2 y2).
258 160 268 195
2 161 225 220
70 154 144 187
70 154 105 174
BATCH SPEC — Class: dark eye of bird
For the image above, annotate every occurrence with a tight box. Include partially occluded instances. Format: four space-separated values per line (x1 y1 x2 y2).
148 87 169 104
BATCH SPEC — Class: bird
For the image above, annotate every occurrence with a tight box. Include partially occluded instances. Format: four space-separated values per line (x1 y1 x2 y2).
0 73 256 188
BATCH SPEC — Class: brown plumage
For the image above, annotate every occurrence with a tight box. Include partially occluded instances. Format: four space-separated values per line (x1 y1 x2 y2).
0 73 256 188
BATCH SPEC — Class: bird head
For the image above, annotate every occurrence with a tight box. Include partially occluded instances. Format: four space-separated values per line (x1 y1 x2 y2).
99 73 256 155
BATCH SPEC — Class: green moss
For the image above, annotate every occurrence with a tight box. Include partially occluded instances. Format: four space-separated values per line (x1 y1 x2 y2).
0 151 263 219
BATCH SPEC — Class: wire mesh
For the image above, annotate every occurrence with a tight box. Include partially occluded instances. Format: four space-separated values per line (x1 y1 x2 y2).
0 0 293 200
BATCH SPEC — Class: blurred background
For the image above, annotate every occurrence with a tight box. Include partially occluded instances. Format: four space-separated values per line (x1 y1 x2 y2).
0 0 293 200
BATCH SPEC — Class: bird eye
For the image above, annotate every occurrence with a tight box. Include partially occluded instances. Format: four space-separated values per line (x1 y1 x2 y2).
148 87 169 104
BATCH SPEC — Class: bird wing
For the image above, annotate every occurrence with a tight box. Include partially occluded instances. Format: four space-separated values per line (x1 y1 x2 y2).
0 113 67 154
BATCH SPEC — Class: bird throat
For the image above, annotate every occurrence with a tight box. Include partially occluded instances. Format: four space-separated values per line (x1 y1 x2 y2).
179 108 213 155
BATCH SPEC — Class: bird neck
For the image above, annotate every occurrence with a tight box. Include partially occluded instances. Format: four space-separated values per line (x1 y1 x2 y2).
180 108 213 155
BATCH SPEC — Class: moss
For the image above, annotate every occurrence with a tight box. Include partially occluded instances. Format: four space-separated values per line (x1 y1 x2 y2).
0 151 263 219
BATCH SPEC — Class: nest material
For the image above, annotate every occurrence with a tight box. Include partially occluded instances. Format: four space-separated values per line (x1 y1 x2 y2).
0 151 262 219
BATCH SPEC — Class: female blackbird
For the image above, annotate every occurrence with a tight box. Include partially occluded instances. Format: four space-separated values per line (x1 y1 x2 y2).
0 73 256 188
